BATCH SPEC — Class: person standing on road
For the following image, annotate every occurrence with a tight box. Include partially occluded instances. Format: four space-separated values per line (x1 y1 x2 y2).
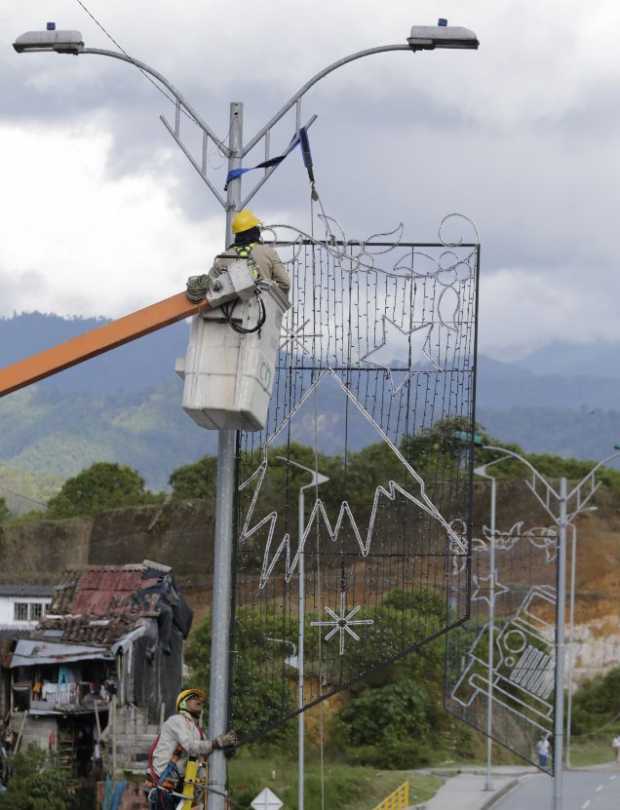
611 734 620 764
535 736 551 769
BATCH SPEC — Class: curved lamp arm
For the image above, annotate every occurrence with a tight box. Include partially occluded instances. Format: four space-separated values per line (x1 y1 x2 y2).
242 43 410 156
483 444 560 498
82 47 231 157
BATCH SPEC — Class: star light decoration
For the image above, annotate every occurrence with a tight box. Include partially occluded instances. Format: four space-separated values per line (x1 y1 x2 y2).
358 316 436 394
311 590 374 655
471 569 509 606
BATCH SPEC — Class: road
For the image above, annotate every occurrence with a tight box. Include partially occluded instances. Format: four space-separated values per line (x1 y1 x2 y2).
496 768 620 810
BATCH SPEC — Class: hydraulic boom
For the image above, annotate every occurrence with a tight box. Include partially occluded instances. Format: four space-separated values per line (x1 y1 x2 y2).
0 291 209 398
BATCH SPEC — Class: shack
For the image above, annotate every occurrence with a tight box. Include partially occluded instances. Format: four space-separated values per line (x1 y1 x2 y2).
3 560 192 775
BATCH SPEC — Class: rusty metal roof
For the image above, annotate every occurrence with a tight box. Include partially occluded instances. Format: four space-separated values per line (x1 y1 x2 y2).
32 560 176 648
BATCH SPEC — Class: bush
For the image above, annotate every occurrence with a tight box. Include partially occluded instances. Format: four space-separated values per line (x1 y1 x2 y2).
0 747 72 810
334 678 442 768
572 666 620 735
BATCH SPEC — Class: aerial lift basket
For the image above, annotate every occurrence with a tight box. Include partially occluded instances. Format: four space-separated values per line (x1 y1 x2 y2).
176 260 289 431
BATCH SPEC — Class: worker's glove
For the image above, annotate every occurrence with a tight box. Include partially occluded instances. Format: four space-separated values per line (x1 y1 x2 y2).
213 730 238 750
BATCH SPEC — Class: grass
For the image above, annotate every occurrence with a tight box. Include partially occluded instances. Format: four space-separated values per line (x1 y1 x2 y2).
228 753 442 809
569 735 618 768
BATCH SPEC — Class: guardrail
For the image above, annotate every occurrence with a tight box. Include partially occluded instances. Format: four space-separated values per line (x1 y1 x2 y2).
372 780 410 810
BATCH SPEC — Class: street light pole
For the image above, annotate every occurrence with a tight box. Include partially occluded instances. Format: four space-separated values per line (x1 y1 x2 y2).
474 455 512 793
564 523 578 768
278 457 329 810
13 23 478 809
482 445 620 810
552 477 568 810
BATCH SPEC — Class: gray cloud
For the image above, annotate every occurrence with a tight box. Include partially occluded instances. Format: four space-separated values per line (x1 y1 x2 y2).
4 0 620 357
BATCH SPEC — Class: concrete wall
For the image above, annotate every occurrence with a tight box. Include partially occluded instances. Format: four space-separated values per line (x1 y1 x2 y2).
87 500 215 584
0 517 91 583
0 500 214 589
18 715 58 751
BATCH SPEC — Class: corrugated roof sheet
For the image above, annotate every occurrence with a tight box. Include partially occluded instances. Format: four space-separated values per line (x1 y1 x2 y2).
10 638 111 667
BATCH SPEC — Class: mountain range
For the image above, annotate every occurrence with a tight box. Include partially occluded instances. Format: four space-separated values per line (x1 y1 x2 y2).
0 312 619 504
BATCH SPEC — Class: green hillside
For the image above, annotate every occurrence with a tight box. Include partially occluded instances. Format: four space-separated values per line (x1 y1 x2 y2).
0 381 210 492
0 466 63 514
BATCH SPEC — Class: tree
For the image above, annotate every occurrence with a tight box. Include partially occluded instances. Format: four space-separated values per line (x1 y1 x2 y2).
47 462 153 518
186 607 295 742
169 455 218 501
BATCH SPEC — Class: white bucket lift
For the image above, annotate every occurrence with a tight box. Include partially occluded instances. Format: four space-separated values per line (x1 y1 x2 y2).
176 260 289 431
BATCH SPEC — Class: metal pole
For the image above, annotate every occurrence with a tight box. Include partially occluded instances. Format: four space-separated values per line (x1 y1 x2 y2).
552 477 567 810
207 101 243 810
111 694 117 779
298 487 305 810
565 524 577 767
484 476 496 791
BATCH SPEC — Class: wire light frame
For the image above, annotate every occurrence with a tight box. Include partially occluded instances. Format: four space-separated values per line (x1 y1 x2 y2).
445 479 559 772
231 215 481 741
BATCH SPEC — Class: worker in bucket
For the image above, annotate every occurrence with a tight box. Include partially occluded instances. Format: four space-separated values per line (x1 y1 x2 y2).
147 688 237 809
230 209 290 293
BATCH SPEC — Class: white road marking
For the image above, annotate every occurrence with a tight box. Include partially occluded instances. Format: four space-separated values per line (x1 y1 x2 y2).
581 800 590 809
595 784 603 792
610 775 617 780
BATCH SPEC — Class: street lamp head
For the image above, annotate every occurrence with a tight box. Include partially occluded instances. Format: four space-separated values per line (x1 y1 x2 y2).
13 29 84 55
408 23 479 51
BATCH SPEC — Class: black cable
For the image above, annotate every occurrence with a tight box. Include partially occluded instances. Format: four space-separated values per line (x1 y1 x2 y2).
222 295 267 335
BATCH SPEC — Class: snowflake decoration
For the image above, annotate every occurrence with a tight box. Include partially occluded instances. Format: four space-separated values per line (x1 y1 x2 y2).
279 317 322 356
311 591 374 655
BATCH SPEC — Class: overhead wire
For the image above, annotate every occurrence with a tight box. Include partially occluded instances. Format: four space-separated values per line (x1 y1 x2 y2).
72 0 228 166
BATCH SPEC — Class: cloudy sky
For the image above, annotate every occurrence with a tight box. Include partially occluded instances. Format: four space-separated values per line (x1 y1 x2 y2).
2 0 620 360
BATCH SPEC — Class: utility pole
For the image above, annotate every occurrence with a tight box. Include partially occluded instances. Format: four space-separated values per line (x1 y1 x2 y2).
207 101 243 810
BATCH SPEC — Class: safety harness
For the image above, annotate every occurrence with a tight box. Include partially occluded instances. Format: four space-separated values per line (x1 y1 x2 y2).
232 243 259 279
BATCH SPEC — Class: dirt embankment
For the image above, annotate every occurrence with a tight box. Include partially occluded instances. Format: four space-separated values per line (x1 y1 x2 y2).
0 486 618 683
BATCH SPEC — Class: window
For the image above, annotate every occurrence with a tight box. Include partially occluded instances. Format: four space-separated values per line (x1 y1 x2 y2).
29 603 43 621
14 602 28 621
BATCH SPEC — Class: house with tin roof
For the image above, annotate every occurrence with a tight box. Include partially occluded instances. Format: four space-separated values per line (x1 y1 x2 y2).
1 560 192 777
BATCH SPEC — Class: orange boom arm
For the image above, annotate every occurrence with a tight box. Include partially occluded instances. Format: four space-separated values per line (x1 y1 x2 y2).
0 292 208 398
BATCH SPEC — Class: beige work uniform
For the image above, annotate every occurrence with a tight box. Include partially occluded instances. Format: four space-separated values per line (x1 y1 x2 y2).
152 711 212 778
230 243 290 293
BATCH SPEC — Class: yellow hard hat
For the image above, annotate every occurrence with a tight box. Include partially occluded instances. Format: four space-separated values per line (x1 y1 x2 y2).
231 209 262 234
176 688 207 712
